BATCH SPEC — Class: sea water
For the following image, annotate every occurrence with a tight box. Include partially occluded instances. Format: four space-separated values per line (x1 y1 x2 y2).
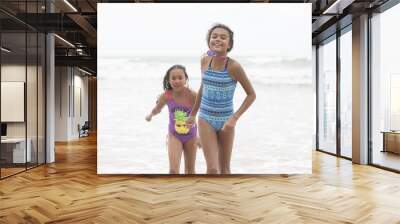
98 56 313 174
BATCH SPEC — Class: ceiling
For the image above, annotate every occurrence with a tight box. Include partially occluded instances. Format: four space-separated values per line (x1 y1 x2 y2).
0 0 393 75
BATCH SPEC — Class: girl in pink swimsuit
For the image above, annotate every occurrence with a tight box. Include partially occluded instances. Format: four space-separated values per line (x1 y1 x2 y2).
145 65 199 174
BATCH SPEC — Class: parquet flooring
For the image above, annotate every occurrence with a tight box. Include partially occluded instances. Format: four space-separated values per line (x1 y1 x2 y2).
1 167 25 178
1 134 400 223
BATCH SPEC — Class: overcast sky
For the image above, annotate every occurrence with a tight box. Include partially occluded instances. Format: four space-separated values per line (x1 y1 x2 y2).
98 3 311 58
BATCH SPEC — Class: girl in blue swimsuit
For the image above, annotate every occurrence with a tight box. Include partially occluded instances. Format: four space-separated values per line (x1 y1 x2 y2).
187 24 256 174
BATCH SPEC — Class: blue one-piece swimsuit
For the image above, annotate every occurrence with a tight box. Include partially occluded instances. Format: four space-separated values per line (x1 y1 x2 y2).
199 58 237 131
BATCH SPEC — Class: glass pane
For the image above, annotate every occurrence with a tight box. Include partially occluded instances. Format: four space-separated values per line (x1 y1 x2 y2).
371 4 400 171
0 2 27 33
0 1 26 13
318 37 337 154
40 1 46 14
27 31 38 169
390 75 400 130
1 32 27 177
38 33 45 165
340 30 352 158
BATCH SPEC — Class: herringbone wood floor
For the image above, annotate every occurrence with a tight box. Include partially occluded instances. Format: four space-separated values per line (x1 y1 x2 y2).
1 134 400 223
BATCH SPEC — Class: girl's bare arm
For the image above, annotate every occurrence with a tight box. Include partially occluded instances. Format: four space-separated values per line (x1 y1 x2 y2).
229 60 256 119
146 93 167 121
189 84 202 119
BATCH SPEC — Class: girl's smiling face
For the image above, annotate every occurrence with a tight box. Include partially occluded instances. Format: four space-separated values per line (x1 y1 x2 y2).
209 28 231 54
169 68 187 91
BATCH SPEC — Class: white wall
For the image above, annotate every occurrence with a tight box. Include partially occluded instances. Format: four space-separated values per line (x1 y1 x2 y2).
1 65 38 137
55 66 69 141
73 72 89 137
55 67 89 141
1 63 46 163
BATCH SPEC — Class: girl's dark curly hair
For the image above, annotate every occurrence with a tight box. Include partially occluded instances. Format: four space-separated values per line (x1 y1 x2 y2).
206 23 234 52
163 64 188 91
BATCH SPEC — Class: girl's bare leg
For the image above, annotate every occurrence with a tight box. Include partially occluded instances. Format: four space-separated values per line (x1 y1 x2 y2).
183 137 197 174
198 118 219 174
218 128 235 174
168 134 183 174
